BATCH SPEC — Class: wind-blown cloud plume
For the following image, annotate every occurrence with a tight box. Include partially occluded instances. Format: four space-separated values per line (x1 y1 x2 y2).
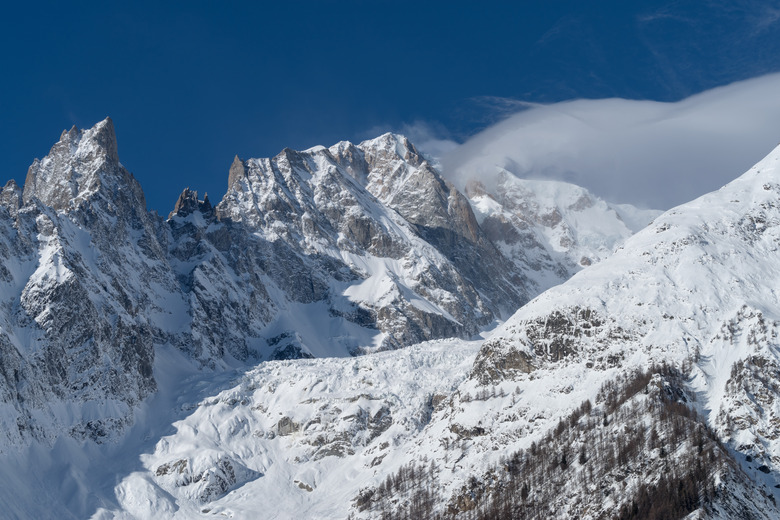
442 74 780 209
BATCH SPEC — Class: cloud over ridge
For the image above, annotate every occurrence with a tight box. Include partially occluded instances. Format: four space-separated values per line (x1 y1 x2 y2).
442 74 780 209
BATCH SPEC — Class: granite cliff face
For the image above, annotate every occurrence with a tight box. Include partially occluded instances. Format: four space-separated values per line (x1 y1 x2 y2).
170 132 529 363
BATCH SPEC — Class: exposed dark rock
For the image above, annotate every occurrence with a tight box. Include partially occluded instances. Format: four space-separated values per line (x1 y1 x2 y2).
227 155 246 189
471 340 535 385
276 416 300 436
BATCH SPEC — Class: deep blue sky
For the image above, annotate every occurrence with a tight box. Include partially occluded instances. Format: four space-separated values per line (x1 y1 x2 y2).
3 1 780 213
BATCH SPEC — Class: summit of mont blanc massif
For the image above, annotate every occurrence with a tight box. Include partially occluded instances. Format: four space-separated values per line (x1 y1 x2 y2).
1 117 780 519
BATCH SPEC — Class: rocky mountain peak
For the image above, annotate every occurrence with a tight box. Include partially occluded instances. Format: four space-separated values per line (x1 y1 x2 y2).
60 124 79 142
359 132 424 170
0 179 22 215
87 117 120 164
327 140 368 183
355 136 483 247
227 155 247 190
21 117 129 211
169 188 214 219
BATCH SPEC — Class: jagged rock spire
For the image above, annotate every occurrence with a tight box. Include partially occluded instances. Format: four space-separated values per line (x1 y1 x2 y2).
21 117 124 210
168 187 215 219
0 179 22 216
228 155 246 189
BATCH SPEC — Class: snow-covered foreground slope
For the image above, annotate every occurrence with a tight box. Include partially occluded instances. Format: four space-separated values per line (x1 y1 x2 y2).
475 143 780 461
465 144 780 512
94 338 481 519
100 340 773 519
96 333 623 519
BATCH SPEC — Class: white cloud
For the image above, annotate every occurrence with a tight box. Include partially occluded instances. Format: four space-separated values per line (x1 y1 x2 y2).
442 73 780 209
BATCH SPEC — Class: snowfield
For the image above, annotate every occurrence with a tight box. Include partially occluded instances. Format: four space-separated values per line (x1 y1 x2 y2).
103 338 482 519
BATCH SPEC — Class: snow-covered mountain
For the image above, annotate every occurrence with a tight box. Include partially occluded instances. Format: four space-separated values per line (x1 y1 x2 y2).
465 170 660 293
0 118 532 456
0 119 179 450
11 117 776 519
0 117 648 494
460 142 780 515
205 132 527 356
92 140 780 518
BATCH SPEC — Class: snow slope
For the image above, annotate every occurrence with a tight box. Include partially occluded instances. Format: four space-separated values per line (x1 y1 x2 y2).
95 338 482 519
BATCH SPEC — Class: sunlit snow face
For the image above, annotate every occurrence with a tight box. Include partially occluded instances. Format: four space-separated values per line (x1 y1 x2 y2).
440 73 780 210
